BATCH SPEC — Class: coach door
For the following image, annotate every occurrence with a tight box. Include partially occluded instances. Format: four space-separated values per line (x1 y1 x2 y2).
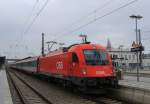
37 57 40 73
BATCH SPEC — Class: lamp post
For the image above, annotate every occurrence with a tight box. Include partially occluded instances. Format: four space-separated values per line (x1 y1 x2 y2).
130 15 143 82
130 15 143 43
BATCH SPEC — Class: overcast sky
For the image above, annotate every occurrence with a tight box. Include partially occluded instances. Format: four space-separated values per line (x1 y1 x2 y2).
0 0 149 58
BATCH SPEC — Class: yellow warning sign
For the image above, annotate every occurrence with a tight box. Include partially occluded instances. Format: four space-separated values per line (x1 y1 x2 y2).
132 41 141 48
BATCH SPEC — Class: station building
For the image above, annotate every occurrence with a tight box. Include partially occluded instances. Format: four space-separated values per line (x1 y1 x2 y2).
106 39 150 71
142 54 150 70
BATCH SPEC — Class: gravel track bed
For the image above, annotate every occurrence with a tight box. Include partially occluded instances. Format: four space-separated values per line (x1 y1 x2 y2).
8 71 52 104
6 71 23 104
9 70 96 104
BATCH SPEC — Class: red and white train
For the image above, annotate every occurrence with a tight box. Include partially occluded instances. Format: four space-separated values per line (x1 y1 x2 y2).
11 42 118 91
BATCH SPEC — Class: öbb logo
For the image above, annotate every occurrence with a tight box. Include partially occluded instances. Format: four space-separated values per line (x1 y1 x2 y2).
56 61 63 69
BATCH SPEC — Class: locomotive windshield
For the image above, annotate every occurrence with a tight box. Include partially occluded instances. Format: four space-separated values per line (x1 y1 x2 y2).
83 49 109 65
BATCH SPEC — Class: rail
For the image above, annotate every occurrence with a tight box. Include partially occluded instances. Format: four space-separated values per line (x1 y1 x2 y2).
7 69 128 104
7 70 52 104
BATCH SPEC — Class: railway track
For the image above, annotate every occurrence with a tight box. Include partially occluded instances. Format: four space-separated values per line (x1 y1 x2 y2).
93 97 124 104
7 69 128 104
7 70 52 104
6 70 23 104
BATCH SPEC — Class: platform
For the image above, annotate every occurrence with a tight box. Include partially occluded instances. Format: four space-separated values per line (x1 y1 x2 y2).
0 69 13 104
119 75 150 90
125 70 150 75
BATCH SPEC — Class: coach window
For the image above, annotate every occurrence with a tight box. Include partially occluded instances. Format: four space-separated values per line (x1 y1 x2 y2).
72 52 79 63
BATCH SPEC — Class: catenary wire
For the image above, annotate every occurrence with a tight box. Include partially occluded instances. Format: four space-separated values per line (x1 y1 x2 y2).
140 30 150 40
24 0 50 34
52 0 138 41
15 0 39 57
17 0 49 57
143 31 150 33
21 0 39 37
52 0 116 37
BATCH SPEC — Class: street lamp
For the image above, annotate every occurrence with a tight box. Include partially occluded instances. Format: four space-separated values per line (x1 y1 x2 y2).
130 15 143 82
130 15 143 43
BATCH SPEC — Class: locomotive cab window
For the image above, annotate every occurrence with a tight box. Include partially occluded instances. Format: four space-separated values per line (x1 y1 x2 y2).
72 52 79 63
83 49 109 65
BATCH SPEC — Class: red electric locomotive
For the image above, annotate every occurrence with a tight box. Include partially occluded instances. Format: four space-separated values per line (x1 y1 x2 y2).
38 42 118 89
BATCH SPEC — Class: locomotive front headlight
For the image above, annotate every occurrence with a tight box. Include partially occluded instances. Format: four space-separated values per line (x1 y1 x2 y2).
80 69 87 75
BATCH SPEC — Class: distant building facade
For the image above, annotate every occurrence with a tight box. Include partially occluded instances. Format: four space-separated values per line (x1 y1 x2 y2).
106 39 150 70
106 39 137 70
142 54 150 69
107 47 137 70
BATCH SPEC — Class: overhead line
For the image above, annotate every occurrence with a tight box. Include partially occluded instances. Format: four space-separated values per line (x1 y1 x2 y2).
16 0 39 53
143 31 150 33
142 38 150 41
53 0 138 41
21 0 39 36
17 0 49 56
53 0 115 37
24 0 50 34
140 30 150 40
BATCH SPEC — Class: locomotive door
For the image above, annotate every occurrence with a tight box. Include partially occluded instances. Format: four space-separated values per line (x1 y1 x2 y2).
70 52 79 76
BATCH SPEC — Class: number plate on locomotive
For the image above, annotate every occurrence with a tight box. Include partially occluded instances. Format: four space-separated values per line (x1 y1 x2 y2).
96 71 105 75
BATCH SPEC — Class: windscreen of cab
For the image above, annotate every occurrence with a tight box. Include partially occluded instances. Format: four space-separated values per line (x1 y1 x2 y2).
83 49 109 65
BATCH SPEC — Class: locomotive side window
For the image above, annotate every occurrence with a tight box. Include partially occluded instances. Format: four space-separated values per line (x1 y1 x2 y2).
83 49 109 65
72 52 79 63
